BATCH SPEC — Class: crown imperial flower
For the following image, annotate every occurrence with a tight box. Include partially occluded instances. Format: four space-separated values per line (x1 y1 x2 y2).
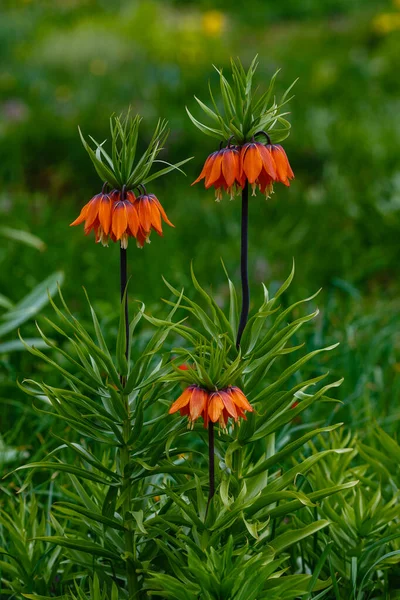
192 145 243 200
133 192 174 248
188 57 296 200
169 384 253 429
70 113 190 249
71 187 174 249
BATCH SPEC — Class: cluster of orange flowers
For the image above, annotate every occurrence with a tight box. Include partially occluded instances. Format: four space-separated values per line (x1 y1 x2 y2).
169 384 253 429
70 186 174 248
193 140 294 200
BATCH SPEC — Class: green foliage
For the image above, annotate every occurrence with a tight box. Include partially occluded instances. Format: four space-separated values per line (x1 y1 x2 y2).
1 1 399 597
0 268 357 598
0 267 399 598
80 112 191 190
0 271 64 353
187 57 294 144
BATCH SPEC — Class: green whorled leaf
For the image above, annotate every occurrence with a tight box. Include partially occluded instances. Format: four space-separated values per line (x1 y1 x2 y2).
51 435 121 480
107 384 127 420
249 306 320 362
221 259 239 336
188 59 294 144
142 156 193 185
0 271 64 337
22 594 66 600
0 226 46 251
0 337 52 353
18 341 102 396
190 263 233 341
244 424 344 478
83 288 111 356
102 485 119 520
80 114 189 191
33 536 120 560
250 369 341 440
246 452 354 519
185 107 224 140
33 321 104 389
79 127 119 188
146 572 199 600
116 287 129 377
270 520 330 554
162 488 205 530
357 550 400 598
238 306 280 357
253 378 343 441
6 461 118 486
263 481 359 521
127 396 144 445
301 542 334 600
0 292 13 310
194 95 223 125
53 502 125 531
130 510 148 535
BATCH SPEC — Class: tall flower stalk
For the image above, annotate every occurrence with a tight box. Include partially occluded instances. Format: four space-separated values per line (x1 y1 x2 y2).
188 57 295 501
236 181 249 348
69 111 191 597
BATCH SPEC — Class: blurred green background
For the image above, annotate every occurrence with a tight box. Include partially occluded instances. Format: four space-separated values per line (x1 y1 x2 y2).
1 0 400 433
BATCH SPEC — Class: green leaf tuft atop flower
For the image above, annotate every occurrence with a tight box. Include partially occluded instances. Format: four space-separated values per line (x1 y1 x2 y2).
186 56 297 145
79 110 192 190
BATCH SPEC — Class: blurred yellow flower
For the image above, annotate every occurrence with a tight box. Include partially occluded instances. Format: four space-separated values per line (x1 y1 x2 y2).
202 10 225 37
90 59 108 76
55 85 72 102
393 0 400 9
373 12 400 34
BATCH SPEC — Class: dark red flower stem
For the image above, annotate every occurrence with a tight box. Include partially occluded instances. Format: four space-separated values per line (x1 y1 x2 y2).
236 181 249 348
120 185 129 365
208 421 215 505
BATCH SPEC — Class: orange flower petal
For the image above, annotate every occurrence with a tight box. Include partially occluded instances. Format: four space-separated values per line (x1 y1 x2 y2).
242 144 263 184
85 196 101 228
150 203 163 235
84 216 99 236
136 228 148 248
180 404 190 417
220 390 238 420
230 387 253 412
98 196 112 235
269 145 294 185
169 387 193 414
70 203 89 227
192 152 217 185
221 149 239 187
137 197 152 232
190 387 208 422
208 392 224 423
125 201 139 236
205 151 223 188
258 144 277 179
151 195 174 227
112 202 128 239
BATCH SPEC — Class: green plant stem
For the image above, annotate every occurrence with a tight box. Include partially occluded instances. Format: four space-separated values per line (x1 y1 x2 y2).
119 244 139 598
236 181 250 349
121 411 139 597
208 421 215 505
120 246 129 360
233 446 243 479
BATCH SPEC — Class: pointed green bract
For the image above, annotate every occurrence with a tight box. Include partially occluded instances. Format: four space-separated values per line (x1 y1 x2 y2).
79 111 192 190
187 56 296 144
